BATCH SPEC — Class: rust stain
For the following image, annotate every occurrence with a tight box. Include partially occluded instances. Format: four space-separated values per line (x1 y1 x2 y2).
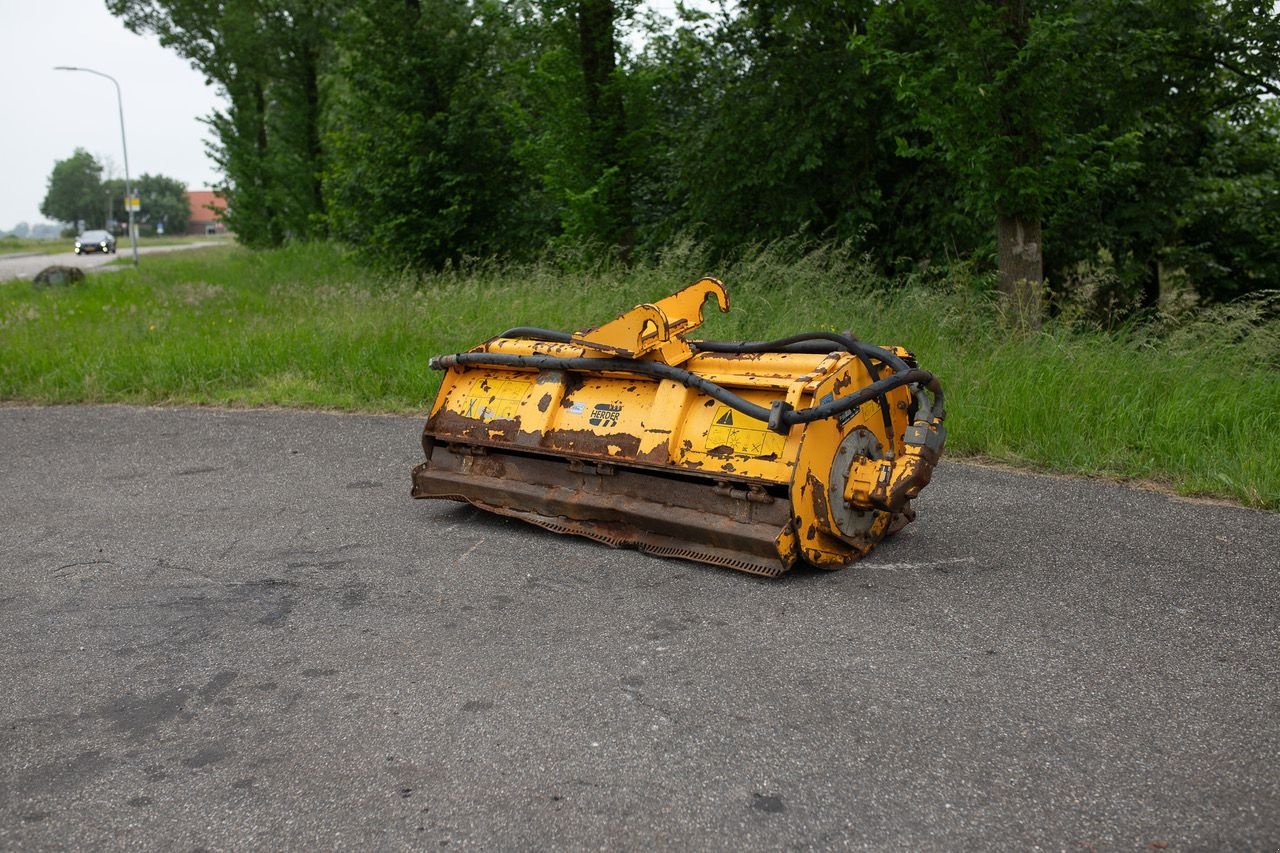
545 427 643 460
428 409 522 443
537 393 552 413
640 443 671 466
807 472 830 529
707 445 735 459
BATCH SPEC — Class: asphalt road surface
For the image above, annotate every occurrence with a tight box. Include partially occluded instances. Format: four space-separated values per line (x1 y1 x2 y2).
0 242 219 283
1 405 1276 851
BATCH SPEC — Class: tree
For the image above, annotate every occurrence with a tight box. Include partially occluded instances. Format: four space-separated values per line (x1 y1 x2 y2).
572 0 636 255
644 1 916 258
136 173 192 234
324 0 542 268
105 0 1280 304
502 0 641 256
858 0 1280 320
1169 102 1280 303
109 0 335 246
40 148 104 229
860 1 1086 326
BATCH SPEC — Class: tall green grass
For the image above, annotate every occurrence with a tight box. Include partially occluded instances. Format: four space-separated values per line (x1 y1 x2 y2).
1 240 1276 508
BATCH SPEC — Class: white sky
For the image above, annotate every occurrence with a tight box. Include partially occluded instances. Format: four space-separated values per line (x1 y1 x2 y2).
0 0 224 230
0 0 709 232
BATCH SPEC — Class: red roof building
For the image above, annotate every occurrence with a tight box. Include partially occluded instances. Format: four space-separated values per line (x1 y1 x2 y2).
185 190 229 235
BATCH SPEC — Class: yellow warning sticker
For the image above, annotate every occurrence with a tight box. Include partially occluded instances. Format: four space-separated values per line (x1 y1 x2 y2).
705 406 787 457
461 378 531 422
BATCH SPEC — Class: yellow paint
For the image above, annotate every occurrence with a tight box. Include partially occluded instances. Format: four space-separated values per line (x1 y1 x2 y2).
461 377 531 423
426 280 938 571
705 406 787 458
571 278 729 364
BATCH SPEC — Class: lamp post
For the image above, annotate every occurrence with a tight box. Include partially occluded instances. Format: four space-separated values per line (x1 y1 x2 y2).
54 65 138 267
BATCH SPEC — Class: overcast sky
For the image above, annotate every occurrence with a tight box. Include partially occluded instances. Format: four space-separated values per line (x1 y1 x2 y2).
0 0 224 230
0 0 709 233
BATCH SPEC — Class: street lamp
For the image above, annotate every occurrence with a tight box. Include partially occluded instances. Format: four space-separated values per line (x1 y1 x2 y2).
53 65 139 267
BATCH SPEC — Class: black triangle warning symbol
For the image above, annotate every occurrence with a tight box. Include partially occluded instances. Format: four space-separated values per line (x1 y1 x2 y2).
715 410 734 426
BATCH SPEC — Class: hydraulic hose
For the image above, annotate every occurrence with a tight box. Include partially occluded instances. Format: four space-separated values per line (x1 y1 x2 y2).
492 327 944 423
697 336 897 444
430 350 941 434
498 327 911 373
498 326 573 344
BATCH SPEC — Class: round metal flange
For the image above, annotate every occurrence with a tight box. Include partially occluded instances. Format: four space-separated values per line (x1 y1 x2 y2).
827 427 883 539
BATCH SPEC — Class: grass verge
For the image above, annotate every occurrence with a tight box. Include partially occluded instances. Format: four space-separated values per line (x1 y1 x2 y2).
1 241 1276 509
0 236 72 256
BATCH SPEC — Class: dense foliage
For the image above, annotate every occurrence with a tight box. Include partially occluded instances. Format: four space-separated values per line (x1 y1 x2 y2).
108 0 1280 316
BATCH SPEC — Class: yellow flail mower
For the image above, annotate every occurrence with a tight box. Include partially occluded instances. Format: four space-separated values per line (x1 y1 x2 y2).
412 278 945 578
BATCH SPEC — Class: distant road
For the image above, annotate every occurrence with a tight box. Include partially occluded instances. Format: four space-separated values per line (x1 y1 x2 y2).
0 241 221 282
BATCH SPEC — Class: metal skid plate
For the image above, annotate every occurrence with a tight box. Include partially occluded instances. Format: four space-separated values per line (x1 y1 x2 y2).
413 443 795 577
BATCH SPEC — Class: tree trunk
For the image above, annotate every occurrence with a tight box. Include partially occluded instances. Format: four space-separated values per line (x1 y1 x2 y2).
576 0 634 258
301 38 326 238
991 1 1043 329
1139 254 1160 313
996 215 1044 330
252 78 282 247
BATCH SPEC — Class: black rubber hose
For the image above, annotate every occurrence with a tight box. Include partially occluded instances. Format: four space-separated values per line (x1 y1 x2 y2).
500 326 897 364
693 332 859 354
497 327 912 373
693 335 913 374
488 327 942 422
796 371 941 423
501 328 912 432
430 351 939 431
692 339 940 418
696 335 898 442
498 326 573 344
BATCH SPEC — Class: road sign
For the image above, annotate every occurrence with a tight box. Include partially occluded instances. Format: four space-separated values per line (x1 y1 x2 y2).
127 195 141 212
